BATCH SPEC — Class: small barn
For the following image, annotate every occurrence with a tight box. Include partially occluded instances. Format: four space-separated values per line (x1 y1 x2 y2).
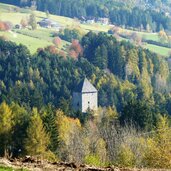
97 18 109 25
38 18 62 31
72 78 98 113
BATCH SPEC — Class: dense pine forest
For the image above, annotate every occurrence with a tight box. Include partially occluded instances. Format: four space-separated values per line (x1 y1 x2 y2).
1 31 171 167
1 0 171 31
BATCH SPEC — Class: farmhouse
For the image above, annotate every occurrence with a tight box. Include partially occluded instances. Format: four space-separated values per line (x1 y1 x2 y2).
79 16 95 24
97 18 109 25
86 19 95 24
73 78 98 113
38 18 62 31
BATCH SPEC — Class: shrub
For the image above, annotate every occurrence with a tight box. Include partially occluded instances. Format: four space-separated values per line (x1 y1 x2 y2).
84 154 102 166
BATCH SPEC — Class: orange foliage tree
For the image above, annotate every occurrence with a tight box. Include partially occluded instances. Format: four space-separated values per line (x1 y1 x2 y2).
0 21 12 31
0 22 5 31
44 45 58 54
53 37 62 48
69 39 83 59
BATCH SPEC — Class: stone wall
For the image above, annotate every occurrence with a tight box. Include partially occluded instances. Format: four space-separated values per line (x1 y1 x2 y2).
82 92 98 113
73 92 82 111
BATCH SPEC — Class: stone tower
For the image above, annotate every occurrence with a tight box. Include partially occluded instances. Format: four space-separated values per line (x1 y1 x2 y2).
73 78 98 113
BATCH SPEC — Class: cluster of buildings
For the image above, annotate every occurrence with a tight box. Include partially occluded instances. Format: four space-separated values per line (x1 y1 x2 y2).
15 18 63 31
14 16 109 31
80 16 109 25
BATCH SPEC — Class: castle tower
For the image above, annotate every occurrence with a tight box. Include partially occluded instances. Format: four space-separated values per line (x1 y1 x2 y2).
73 78 98 113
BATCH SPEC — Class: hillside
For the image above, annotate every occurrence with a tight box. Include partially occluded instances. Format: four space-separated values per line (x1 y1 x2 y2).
0 3 171 56
1 0 171 31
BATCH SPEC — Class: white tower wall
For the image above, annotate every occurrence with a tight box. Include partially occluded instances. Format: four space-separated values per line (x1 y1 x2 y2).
81 92 98 113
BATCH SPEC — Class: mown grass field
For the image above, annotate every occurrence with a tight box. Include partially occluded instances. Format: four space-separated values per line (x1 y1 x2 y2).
0 31 53 54
123 29 160 41
0 3 170 56
145 43 171 56
0 3 73 54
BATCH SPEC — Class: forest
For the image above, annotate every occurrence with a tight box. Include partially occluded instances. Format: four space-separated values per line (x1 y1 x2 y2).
1 33 171 114
1 0 171 31
1 30 171 167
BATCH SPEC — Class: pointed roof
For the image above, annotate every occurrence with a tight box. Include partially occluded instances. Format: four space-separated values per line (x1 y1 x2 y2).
75 78 97 93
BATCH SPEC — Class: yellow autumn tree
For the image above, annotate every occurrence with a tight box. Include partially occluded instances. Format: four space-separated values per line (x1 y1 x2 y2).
0 102 13 156
158 30 168 43
144 115 171 168
24 108 50 158
56 109 82 162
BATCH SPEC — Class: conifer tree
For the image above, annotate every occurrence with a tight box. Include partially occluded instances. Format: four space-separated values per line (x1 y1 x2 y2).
42 105 59 155
0 102 13 156
25 108 50 157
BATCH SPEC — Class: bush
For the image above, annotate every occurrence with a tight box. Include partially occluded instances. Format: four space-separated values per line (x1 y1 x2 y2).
84 154 102 166
58 28 82 42
116 145 136 167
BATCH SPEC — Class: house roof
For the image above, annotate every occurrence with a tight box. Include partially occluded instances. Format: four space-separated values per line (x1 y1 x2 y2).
74 78 97 93
38 18 61 26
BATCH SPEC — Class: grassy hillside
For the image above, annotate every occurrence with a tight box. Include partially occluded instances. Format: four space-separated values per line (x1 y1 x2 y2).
119 28 171 57
0 2 170 56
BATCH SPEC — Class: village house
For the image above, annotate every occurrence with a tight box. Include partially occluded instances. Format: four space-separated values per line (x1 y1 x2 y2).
73 78 98 113
97 18 109 25
79 16 95 24
86 19 95 24
79 16 109 25
38 18 63 31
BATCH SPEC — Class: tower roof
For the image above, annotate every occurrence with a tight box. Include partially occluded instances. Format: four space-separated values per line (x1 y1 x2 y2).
75 78 97 93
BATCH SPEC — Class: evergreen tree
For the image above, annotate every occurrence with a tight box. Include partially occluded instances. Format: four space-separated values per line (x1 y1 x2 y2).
11 103 29 156
25 108 50 157
120 100 160 130
0 102 13 156
94 45 108 69
41 105 59 155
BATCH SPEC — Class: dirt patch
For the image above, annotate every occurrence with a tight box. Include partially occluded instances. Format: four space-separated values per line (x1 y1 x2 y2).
0 157 170 171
